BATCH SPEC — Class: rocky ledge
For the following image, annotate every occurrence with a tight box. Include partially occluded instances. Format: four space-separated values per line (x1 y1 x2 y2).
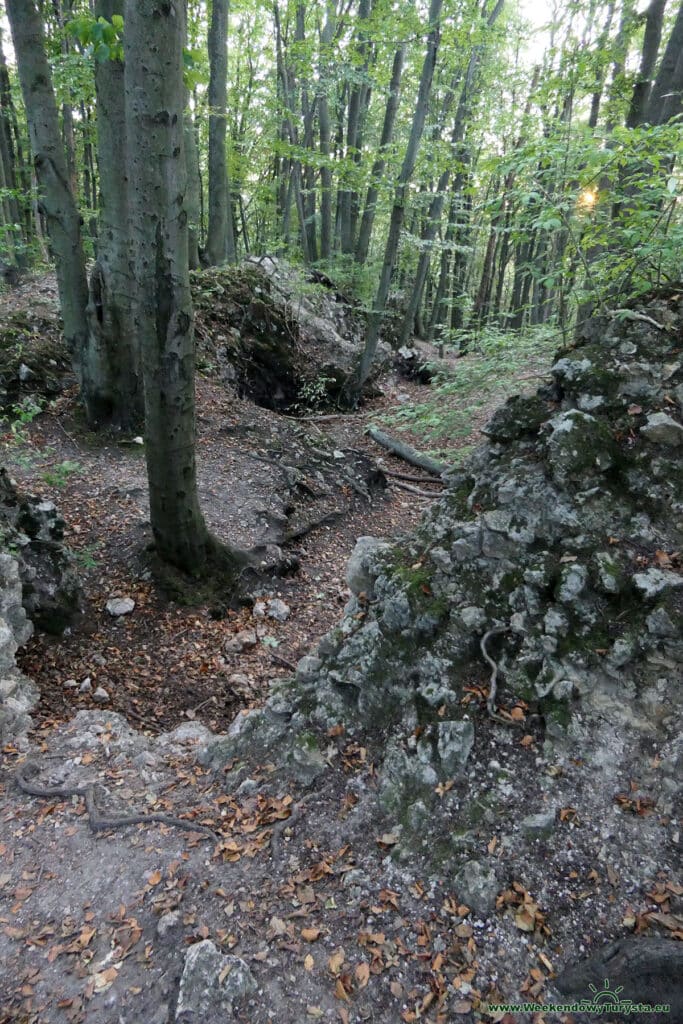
201 292 683 1015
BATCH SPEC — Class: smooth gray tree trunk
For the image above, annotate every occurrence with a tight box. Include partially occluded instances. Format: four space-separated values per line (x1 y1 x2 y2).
124 0 245 575
87 0 143 428
5 0 96 419
206 0 236 265
318 2 336 261
644 0 683 125
352 0 443 400
355 44 405 266
402 0 504 346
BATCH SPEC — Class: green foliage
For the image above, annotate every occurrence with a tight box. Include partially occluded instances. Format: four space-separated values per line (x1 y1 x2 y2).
381 325 558 446
66 14 206 86
66 14 124 63
73 543 99 570
41 459 82 488
293 375 337 413
4 396 44 439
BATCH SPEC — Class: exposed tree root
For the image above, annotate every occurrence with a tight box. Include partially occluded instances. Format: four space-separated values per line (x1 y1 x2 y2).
480 626 513 725
15 760 217 839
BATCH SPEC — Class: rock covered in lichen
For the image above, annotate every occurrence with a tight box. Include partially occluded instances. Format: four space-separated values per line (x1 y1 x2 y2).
0 550 37 745
0 469 82 633
204 294 683 846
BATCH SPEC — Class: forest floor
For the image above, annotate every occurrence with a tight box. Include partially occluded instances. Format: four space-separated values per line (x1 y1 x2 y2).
0 270 555 740
0 273 584 1024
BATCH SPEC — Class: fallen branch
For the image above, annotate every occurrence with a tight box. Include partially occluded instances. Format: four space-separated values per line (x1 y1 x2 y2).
392 480 441 499
609 308 666 331
15 760 217 839
270 652 297 671
382 466 445 484
283 509 342 543
366 426 450 477
299 412 362 422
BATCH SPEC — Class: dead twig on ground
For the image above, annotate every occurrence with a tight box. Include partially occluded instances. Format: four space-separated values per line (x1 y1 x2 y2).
270 653 297 671
381 466 445 484
391 480 441 498
283 509 342 543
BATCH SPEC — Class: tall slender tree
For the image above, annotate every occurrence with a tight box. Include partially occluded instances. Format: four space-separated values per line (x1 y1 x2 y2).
124 0 247 576
206 0 236 265
86 0 143 428
5 0 95 416
351 0 444 400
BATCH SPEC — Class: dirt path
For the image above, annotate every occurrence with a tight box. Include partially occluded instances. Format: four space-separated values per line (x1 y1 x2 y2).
2 276 599 1024
2 352 487 737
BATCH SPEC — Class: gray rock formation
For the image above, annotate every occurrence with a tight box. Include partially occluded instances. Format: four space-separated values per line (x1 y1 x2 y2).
193 257 389 411
0 551 38 745
0 469 82 633
202 294 683 861
555 937 683 1023
176 940 256 1021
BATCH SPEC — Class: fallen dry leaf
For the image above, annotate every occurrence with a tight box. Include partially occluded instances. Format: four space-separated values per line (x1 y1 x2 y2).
93 966 118 993
515 907 536 932
328 948 346 975
334 977 351 1002
355 962 370 988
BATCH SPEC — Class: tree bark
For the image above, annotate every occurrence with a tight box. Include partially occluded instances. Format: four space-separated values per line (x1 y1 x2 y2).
87 0 143 428
352 0 443 400
339 0 371 255
318 2 336 261
0 24 29 241
644 0 683 125
625 0 666 127
124 0 246 577
355 43 405 266
206 0 236 265
5 0 94 417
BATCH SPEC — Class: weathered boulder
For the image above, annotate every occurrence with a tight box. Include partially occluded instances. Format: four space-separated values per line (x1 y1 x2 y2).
0 550 38 745
204 293 683 857
0 469 82 633
193 257 389 411
176 940 256 1021
555 937 683 1023
0 309 70 410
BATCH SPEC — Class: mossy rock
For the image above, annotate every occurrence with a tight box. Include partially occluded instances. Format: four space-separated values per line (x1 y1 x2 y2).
483 394 550 443
0 311 70 409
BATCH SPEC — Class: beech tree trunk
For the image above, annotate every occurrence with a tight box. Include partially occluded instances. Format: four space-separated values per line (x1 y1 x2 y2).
352 0 443 400
339 0 371 255
87 0 143 428
5 0 95 418
206 0 236 265
318 2 336 261
355 43 405 266
0 25 30 241
643 0 683 125
124 0 247 577
185 107 202 270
